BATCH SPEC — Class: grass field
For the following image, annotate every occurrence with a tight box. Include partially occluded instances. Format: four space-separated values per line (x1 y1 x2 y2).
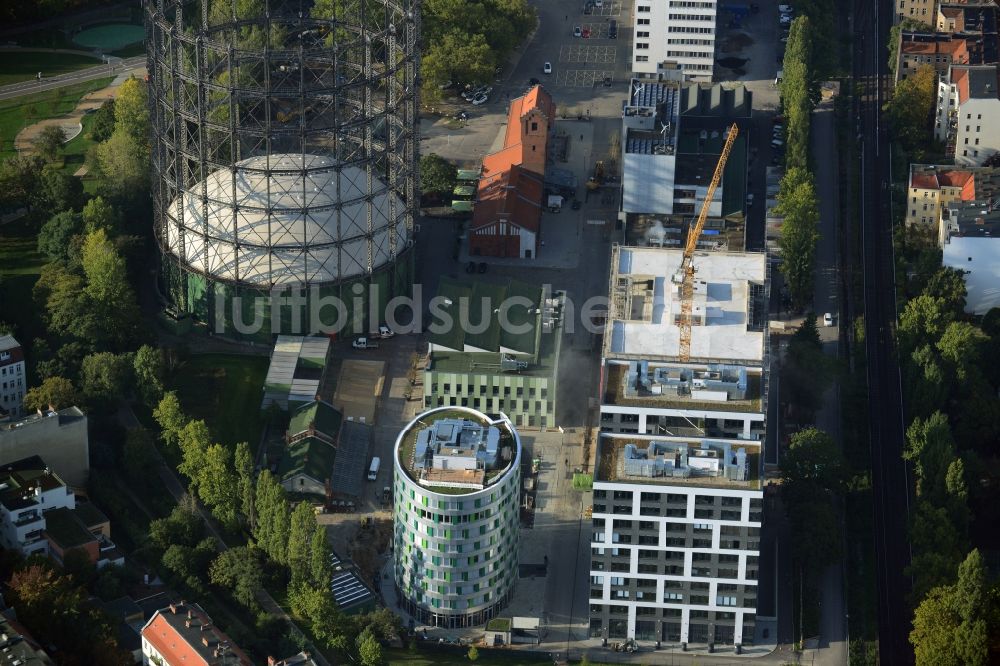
0 215 46 350
0 51 103 86
171 354 270 450
0 76 113 159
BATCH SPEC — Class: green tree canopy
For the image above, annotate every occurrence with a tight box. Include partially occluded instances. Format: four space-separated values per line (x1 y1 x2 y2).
935 321 989 382
34 167 84 218
357 627 383 666
81 228 141 348
37 210 83 263
177 419 213 485
234 441 256 530
82 195 123 236
22 376 77 412
32 125 66 163
775 168 820 309
905 412 956 505
133 345 166 406
154 391 187 450
209 546 264 609
80 351 134 407
898 294 954 354
0 155 43 213
885 64 937 158
420 154 458 196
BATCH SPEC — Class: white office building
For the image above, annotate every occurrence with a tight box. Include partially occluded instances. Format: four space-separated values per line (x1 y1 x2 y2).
0 455 75 557
590 246 769 651
631 0 717 80
392 407 521 628
0 335 26 419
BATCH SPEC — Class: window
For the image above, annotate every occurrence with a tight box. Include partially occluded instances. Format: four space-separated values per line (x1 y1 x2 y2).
636 55 649 62
637 18 650 24
637 4 650 11
637 31 649 37
531 121 538 131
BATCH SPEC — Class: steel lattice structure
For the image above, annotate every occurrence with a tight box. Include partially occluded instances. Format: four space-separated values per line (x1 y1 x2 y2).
145 0 418 335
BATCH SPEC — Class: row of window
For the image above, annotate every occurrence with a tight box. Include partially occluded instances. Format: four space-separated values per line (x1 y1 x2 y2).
668 37 713 45
431 383 549 399
669 0 715 7
0 364 22 376
667 13 714 20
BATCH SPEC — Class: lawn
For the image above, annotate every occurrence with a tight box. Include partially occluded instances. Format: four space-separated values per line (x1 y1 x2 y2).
0 216 46 342
385 647 551 666
171 354 270 450
0 51 103 86
0 76 113 159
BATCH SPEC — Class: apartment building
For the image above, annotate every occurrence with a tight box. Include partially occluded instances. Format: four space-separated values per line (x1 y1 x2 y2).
0 455 75 557
897 0 936 23
939 195 1000 314
0 406 89 487
0 335 25 420
632 0 717 80
936 64 1000 165
590 246 769 651
392 407 521 628
141 602 253 666
904 163 1000 227
894 32 970 83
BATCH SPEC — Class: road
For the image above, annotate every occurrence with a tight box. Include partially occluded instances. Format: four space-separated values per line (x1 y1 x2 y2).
0 55 146 101
852 0 914 661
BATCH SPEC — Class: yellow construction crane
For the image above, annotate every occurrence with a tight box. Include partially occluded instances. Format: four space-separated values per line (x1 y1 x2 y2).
676 122 740 361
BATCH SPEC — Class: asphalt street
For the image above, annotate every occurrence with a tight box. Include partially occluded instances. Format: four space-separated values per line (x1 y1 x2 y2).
0 55 146 101
853 0 914 662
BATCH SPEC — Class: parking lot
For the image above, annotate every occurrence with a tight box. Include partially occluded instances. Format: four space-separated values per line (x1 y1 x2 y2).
554 69 615 87
582 0 622 17
559 44 616 63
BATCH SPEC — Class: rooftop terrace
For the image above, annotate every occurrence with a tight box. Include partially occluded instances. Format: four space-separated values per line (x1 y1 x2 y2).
395 408 519 494
603 247 767 363
604 361 763 413
596 435 761 490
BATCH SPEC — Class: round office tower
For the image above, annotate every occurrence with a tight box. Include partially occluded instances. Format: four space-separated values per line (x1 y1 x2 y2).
145 0 418 340
393 407 522 628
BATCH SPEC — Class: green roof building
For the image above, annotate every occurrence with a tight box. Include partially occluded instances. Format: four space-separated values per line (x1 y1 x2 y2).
424 278 564 429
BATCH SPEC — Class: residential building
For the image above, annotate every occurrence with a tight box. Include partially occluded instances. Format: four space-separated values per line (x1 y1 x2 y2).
101 596 145 664
268 654 321 666
277 400 371 504
589 433 763 647
620 80 750 251
631 0 716 79
0 406 89 487
393 407 521 627
45 502 124 570
894 32 970 83
141 602 253 666
599 247 769 441
939 196 1000 314
0 612 55 665
904 163 1000 226
0 455 75 557
0 335 26 420
935 64 1000 165
590 246 769 650
469 85 555 259
896 0 936 23
261 336 330 410
936 1 997 33
424 277 563 429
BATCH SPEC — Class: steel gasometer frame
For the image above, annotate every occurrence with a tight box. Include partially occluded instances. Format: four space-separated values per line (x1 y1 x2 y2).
145 0 419 338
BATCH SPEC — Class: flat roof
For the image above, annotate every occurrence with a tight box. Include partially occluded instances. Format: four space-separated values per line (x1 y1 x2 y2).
44 507 96 550
603 361 763 412
942 235 1000 314
603 247 767 363
428 277 544 355
595 433 762 490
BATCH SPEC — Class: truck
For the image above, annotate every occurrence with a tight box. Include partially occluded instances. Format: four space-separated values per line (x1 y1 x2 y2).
368 457 381 481
352 337 379 350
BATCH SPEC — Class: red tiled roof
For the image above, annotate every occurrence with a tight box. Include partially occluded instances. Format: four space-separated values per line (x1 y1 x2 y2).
911 174 940 189
503 86 556 148
910 169 977 198
141 604 253 666
953 66 972 102
471 165 544 233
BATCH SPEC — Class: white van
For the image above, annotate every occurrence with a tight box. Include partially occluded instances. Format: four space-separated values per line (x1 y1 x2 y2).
368 457 381 481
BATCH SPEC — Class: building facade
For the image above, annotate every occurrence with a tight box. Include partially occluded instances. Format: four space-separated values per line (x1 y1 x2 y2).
590 434 762 647
0 407 89 487
904 164 1000 227
0 335 25 419
631 0 716 80
392 407 521 627
0 456 75 557
936 64 1000 166
141 602 253 666
590 246 769 652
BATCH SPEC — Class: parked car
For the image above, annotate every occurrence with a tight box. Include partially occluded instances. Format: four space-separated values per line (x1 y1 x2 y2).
603 75 613 86
472 92 489 105
778 4 793 12
582 27 591 38
771 138 785 148
352 337 379 350
746 193 755 207
477 262 488 274
543 62 552 74
574 25 582 37
438 80 452 89
376 324 395 338
594 0 603 6
465 261 476 273
823 312 834 327
609 19 617 38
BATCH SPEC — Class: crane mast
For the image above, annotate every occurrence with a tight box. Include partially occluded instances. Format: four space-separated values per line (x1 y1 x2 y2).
676 122 740 361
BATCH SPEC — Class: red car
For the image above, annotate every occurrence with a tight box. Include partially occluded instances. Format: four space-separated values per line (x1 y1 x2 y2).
582 27 591 38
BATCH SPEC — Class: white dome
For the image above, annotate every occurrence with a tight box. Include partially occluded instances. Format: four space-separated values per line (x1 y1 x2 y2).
165 153 408 285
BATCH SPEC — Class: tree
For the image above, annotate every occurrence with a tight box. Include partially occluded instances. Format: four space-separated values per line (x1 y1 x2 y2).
935 321 988 382
37 210 83 262
33 167 84 217
209 546 263 609
781 428 846 496
904 345 947 420
154 391 187 450
0 154 43 213
907 501 966 602
113 77 150 146
234 441 256 529
904 412 956 505
199 444 240 529
82 195 122 235
775 168 820 308
133 345 166 406
910 550 993 666
33 125 66 162
898 294 954 355
177 420 212 486
288 501 317 585
123 427 157 486
89 99 116 143
23 376 77 412
309 524 331 588
885 65 937 158
34 262 96 342
81 229 141 348
149 498 204 550
95 129 149 196
254 469 291 564
289 583 347 650
80 351 133 407
357 627 383 666
923 267 967 316
419 154 458 197
421 31 497 91
162 540 216 592
467 645 479 661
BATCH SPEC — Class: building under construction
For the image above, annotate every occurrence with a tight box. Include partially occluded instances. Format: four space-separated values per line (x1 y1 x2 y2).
145 0 419 340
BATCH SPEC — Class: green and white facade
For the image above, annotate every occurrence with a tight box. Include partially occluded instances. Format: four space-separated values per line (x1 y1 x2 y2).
392 407 521 627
